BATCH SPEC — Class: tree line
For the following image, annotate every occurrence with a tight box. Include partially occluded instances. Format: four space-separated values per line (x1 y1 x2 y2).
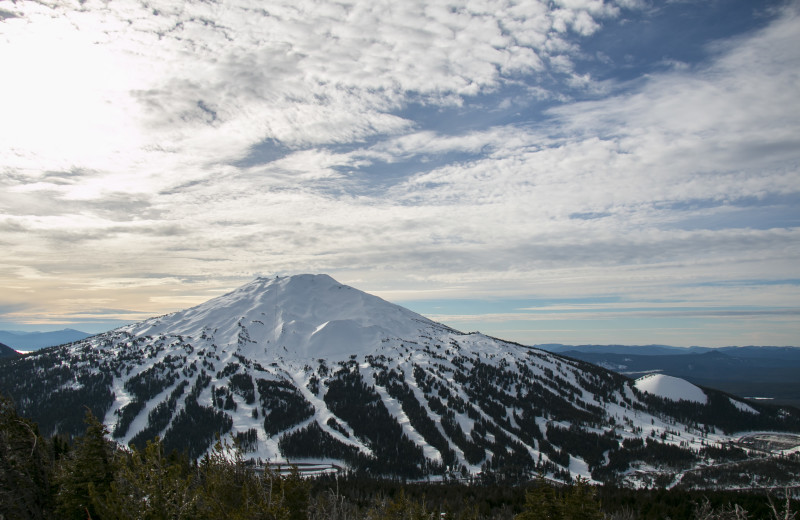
2 392 798 520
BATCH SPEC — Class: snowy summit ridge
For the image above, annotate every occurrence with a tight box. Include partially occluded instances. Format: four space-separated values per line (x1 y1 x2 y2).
130 274 446 361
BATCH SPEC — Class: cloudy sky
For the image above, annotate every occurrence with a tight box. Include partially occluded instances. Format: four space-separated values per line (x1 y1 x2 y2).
1 0 799 347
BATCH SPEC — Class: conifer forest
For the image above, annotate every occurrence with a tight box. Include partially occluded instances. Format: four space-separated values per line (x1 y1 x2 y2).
2 393 798 520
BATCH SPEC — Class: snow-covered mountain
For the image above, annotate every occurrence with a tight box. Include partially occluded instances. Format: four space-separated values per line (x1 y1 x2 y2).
1 274 799 486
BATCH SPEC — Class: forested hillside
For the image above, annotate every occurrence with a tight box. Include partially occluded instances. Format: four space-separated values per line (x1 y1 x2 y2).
2 394 798 520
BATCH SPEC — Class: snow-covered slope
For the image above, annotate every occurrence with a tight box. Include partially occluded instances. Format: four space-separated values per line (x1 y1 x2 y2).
729 397 759 414
2 274 799 486
129 274 448 360
634 374 707 404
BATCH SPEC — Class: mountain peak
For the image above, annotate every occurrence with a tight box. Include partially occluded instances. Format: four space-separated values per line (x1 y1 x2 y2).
127 274 440 360
258 272 336 283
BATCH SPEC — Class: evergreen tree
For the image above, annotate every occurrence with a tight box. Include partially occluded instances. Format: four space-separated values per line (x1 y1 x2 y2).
0 394 55 519
562 477 602 520
198 435 309 519
54 409 116 520
516 475 562 520
307 488 360 520
516 475 603 520
364 490 431 520
91 438 200 519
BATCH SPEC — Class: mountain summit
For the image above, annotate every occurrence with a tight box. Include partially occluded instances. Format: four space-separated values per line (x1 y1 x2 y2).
130 274 447 360
2 274 799 486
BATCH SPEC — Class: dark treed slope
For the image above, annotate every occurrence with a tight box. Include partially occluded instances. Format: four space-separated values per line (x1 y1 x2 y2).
0 341 20 359
4 392 798 520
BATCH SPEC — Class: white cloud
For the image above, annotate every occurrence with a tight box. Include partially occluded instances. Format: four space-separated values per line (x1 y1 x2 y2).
1 0 798 347
1 0 617 173
388 4 800 221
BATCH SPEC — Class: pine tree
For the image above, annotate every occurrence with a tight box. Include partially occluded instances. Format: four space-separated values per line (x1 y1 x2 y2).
562 477 602 520
91 437 200 519
516 475 603 520
0 394 55 519
198 435 294 519
516 475 562 520
282 465 312 520
54 409 116 520
365 490 430 520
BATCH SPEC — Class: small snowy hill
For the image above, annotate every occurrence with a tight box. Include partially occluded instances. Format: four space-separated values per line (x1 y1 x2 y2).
2 274 799 486
635 374 707 404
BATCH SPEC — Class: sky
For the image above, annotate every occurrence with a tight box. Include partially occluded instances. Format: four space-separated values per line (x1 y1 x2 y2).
1 0 799 347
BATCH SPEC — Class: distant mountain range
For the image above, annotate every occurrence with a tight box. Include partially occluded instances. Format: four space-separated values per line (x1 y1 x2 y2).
538 343 800 359
536 344 800 408
2 274 799 489
0 329 91 351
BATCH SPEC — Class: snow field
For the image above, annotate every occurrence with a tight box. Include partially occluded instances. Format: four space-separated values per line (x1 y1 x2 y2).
634 374 707 404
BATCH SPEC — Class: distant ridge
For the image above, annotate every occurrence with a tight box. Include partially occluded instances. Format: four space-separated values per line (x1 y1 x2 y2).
536 344 697 356
0 329 91 351
537 343 800 358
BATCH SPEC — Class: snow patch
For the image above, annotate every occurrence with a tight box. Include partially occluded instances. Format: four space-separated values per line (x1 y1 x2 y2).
729 397 759 414
635 374 707 404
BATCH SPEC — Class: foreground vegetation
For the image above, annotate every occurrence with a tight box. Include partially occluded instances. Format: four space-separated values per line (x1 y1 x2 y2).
2 394 798 520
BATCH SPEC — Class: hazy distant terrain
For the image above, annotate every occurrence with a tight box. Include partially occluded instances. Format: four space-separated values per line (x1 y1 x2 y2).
537 344 800 408
0 329 91 351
